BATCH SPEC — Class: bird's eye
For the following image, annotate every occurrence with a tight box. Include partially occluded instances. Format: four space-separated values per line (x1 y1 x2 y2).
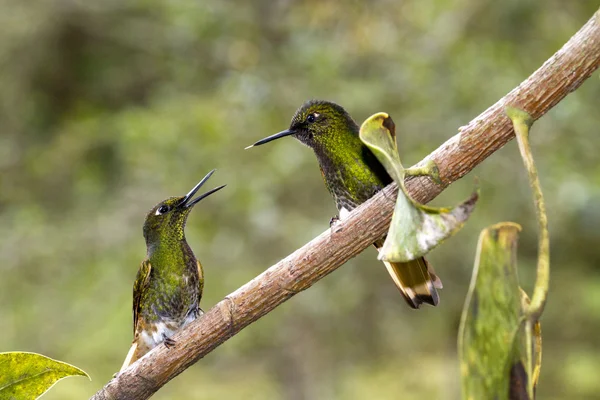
156 205 170 215
306 113 319 123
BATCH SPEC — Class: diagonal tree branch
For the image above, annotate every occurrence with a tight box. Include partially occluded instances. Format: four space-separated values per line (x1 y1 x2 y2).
92 9 600 400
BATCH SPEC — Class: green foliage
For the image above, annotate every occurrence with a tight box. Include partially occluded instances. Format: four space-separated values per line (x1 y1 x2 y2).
359 112 478 262
0 352 89 400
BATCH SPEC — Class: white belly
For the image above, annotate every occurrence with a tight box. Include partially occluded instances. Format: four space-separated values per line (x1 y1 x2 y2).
139 312 199 349
339 207 351 220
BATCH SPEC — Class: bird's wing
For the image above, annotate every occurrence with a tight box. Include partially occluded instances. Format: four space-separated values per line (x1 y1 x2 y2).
133 259 152 335
196 260 204 302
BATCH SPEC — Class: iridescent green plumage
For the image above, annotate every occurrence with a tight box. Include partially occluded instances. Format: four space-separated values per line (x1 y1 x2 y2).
247 100 442 308
120 171 225 371
287 101 391 210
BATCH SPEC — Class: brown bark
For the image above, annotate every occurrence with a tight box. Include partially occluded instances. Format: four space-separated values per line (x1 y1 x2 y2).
91 9 600 400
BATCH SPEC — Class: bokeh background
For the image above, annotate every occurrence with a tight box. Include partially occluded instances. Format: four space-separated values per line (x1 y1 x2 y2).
1 1 599 399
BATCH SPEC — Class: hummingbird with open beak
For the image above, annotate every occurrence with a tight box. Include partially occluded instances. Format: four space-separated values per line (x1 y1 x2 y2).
246 100 442 309
120 170 225 371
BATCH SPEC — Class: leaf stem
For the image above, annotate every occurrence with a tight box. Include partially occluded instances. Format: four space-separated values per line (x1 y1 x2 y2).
505 107 550 322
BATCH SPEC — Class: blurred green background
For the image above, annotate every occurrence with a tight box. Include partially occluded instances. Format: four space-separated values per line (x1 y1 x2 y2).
1 1 599 399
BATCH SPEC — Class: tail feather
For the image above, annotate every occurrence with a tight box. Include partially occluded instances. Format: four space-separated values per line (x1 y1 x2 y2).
119 341 139 372
377 247 442 308
427 261 443 289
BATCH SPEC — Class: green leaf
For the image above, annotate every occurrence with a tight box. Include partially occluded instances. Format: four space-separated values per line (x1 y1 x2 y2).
359 112 478 262
0 352 90 400
357 113 405 183
458 223 542 400
458 223 523 399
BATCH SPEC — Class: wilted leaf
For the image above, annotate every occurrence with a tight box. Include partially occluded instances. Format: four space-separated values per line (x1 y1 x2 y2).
0 352 89 400
359 112 478 262
458 222 534 400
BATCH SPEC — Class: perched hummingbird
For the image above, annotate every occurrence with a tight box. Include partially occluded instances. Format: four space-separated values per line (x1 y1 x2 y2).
246 100 442 308
120 170 225 371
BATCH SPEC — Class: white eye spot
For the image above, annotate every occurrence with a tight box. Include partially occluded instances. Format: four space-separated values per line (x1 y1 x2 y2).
155 205 169 215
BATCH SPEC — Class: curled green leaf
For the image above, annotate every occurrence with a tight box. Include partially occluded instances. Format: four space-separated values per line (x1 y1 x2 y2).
459 223 541 400
359 112 478 262
0 352 90 400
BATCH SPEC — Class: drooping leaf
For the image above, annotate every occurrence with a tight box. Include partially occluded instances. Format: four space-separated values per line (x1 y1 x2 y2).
458 222 540 400
359 112 478 262
0 352 90 400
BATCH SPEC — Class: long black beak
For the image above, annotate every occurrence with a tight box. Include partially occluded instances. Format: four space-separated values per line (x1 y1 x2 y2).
244 129 296 149
180 169 226 208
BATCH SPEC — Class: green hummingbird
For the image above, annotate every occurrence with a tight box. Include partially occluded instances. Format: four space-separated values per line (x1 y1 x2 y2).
120 170 225 371
246 100 442 309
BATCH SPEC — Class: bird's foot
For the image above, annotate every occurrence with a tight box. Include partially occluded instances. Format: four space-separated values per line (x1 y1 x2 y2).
329 215 344 233
405 160 442 185
329 215 340 227
163 334 176 349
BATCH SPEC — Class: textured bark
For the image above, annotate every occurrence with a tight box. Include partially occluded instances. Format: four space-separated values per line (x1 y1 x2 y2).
91 10 600 400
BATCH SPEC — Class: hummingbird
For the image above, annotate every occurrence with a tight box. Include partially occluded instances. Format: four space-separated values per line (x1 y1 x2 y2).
120 170 225 371
246 100 442 309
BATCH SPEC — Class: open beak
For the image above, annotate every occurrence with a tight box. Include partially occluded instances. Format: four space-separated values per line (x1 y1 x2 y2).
244 129 296 149
180 169 226 208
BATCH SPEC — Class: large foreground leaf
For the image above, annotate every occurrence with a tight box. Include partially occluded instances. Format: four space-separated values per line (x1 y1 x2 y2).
0 352 89 400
